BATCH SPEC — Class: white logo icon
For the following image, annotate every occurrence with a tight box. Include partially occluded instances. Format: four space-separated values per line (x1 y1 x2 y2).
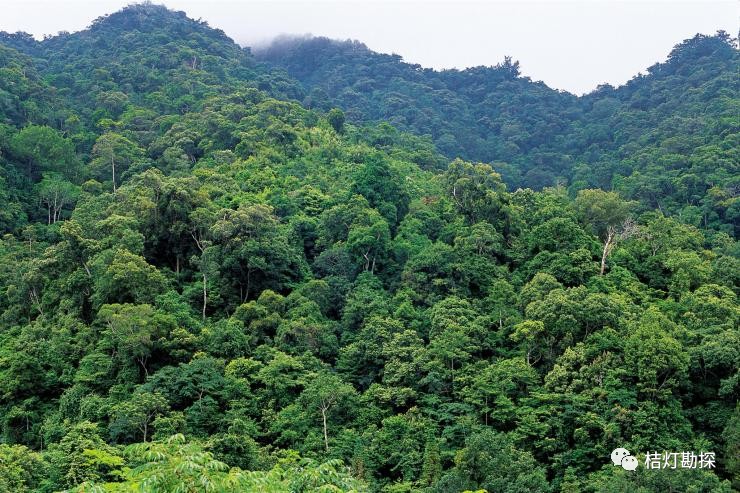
621 455 639 471
611 447 637 470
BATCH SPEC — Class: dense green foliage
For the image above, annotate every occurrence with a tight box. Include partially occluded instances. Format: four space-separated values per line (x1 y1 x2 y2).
0 4 737 492
259 33 739 235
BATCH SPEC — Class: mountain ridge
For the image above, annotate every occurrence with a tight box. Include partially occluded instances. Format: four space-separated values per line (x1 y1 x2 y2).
1 4 737 231
0 4 738 492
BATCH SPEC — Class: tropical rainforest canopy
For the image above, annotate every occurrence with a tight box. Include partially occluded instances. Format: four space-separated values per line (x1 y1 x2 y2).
0 4 737 492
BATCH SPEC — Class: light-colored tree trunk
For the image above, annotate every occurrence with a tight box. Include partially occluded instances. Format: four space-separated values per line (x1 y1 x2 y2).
202 272 207 320
321 404 329 451
600 227 616 275
111 154 116 193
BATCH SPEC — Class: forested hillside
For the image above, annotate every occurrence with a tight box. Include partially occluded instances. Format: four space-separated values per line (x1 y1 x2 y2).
259 33 739 235
0 4 737 492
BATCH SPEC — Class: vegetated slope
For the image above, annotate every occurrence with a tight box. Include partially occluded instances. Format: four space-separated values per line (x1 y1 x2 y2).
574 34 739 232
258 36 580 178
0 3 304 141
259 33 739 235
0 4 737 493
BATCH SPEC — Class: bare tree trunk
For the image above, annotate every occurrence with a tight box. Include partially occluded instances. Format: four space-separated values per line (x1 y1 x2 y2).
111 154 116 193
54 199 63 223
202 272 207 320
322 405 329 451
138 357 149 378
600 229 615 275
30 288 43 315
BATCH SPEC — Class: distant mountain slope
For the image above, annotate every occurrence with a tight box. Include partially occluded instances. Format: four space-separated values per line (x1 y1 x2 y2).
257 36 580 176
574 33 739 228
258 32 738 234
0 4 304 117
0 43 64 127
0 5 737 234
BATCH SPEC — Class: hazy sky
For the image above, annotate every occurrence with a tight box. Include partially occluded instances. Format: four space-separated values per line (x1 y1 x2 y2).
0 0 736 94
